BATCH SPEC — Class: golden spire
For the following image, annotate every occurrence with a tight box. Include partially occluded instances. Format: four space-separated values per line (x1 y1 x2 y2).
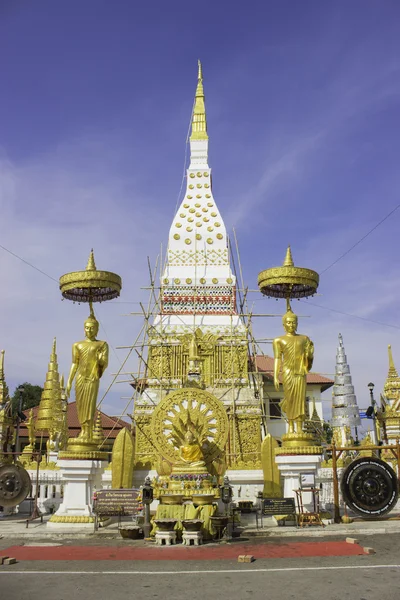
36 338 63 432
388 345 398 378
384 345 400 405
283 245 294 267
92 411 105 446
190 60 208 141
0 350 10 406
86 249 97 271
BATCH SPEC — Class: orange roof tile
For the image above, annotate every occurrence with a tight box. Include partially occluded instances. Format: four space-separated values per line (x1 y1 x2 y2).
20 401 132 439
250 355 334 391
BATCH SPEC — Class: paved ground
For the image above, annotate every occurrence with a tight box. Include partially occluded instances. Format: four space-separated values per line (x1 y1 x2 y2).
2 517 400 600
0 534 399 600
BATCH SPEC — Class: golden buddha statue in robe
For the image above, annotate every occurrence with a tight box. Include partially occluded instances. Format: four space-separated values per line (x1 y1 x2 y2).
27 408 36 448
66 309 109 442
172 430 207 474
273 308 314 435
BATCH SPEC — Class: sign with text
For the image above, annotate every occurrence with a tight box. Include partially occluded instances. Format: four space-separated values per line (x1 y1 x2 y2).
262 497 296 516
94 489 141 516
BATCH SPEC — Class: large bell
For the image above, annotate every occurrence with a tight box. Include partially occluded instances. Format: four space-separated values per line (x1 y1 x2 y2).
0 464 31 508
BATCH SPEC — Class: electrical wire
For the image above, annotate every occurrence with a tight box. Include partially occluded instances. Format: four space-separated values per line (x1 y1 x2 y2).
320 204 400 275
299 298 400 330
0 243 59 283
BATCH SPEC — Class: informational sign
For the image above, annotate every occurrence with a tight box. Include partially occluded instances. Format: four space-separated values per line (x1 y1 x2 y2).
93 489 142 516
262 497 296 516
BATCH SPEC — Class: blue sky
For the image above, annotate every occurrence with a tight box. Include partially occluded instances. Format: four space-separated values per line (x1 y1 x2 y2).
0 1 399 422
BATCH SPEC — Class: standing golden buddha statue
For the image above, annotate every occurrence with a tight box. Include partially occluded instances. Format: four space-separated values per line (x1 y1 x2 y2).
27 408 36 448
58 250 121 460
66 307 109 444
273 307 314 436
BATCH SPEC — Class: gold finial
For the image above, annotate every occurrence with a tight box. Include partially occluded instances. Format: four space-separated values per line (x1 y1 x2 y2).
86 249 97 271
190 60 208 141
0 350 9 406
388 345 398 377
51 337 57 359
283 246 294 267
60 373 64 389
383 344 400 406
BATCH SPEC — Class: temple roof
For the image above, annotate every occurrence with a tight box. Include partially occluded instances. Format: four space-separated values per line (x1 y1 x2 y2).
384 344 400 403
20 401 131 440
250 355 334 391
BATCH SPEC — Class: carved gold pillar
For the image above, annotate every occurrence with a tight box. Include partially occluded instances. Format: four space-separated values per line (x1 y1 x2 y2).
231 414 262 469
134 415 155 469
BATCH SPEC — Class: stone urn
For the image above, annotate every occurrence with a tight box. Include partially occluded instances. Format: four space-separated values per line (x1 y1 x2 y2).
119 526 142 540
182 519 204 532
153 518 178 532
210 515 229 540
192 494 215 506
160 494 184 505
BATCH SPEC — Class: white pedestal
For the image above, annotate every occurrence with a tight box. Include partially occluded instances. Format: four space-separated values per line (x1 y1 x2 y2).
275 454 322 512
182 531 202 546
225 469 264 504
155 531 177 545
47 459 106 529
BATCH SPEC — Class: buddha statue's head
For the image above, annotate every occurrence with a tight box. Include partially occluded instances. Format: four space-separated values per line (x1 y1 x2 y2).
84 311 99 341
184 430 195 444
282 309 298 335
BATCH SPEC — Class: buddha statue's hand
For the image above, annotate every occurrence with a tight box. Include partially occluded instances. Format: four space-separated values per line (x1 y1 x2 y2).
274 377 280 391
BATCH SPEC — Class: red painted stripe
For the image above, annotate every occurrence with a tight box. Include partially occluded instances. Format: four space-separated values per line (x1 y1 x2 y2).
0 541 366 561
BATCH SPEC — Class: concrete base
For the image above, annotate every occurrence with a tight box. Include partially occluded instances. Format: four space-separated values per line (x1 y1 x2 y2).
275 454 323 512
47 459 106 529
155 531 177 545
182 531 202 546
225 469 264 505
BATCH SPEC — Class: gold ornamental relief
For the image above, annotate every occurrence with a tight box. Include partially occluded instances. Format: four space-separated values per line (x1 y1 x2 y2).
150 388 229 465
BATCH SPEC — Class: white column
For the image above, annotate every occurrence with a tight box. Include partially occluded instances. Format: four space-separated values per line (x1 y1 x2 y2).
275 454 322 512
47 459 107 529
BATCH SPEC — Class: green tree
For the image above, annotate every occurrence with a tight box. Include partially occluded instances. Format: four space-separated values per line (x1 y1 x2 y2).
11 382 43 413
323 421 333 444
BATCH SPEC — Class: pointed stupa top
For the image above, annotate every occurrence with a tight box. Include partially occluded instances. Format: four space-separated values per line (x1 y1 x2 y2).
36 338 63 432
0 350 10 407
190 60 208 141
163 60 235 295
86 249 97 271
283 245 294 267
383 345 400 403
331 333 361 429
